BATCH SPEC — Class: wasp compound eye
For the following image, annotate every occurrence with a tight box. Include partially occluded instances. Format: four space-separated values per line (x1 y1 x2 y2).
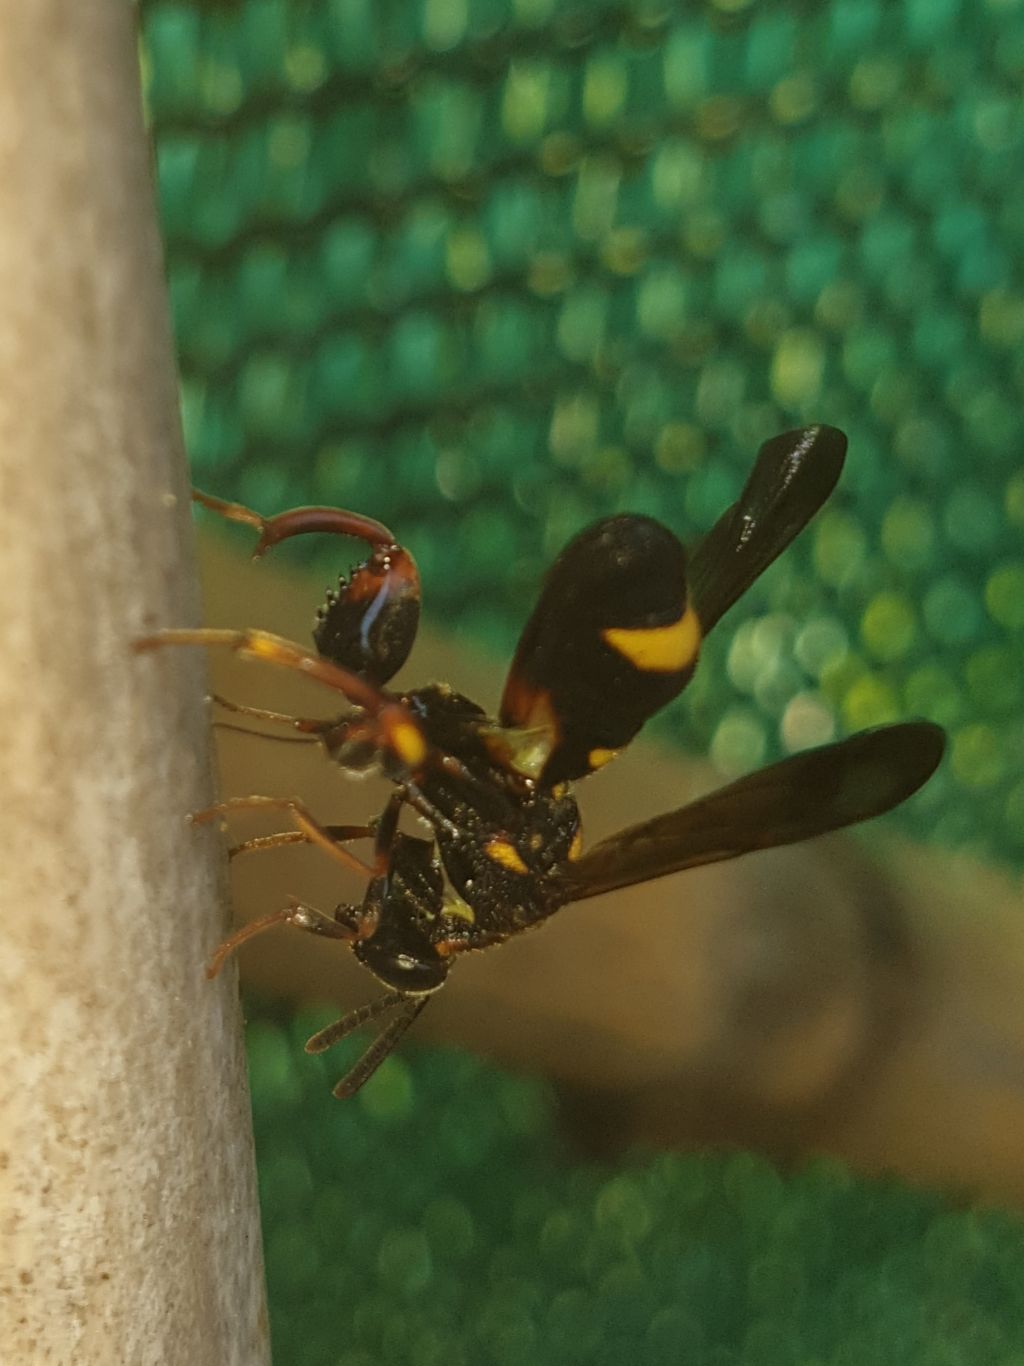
353 940 450 994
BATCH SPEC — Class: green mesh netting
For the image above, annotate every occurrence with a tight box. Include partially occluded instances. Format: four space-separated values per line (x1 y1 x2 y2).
141 2 1024 1361
253 1007 1024 1366
144 0 1024 865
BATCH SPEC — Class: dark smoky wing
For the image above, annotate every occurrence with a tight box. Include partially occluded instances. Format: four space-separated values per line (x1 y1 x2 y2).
562 721 945 903
688 425 846 636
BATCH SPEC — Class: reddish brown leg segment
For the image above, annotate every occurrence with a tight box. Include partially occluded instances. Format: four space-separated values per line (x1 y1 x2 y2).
227 824 373 862
191 794 375 879
193 487 398 556
134 627 387 712
206 896 373 979
134 628 431 773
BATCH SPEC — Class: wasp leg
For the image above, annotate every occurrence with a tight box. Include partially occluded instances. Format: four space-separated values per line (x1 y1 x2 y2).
369 791 404 876
137 631 486 789
400 771 512 838
135 627 435 775
193 487 399 558
433 750 500 796
191 794 375 879
206 895 376 979
211 692 335 734
214 722 323 748
134 627 388 713
227 824 373 862
401 782 463 839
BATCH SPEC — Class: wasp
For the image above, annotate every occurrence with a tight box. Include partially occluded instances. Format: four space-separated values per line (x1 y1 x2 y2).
136 426 944 1097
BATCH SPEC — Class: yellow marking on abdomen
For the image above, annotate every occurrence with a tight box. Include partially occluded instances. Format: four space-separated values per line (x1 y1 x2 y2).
587 747 620 771
601 604 701 674
485 838 529 876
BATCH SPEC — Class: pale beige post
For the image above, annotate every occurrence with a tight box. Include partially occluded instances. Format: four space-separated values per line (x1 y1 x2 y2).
0 6 269 1366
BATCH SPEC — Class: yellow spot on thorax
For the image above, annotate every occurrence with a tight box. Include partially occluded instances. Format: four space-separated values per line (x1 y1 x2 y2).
390 719 428 769
484 838 530 876
601 604 701 673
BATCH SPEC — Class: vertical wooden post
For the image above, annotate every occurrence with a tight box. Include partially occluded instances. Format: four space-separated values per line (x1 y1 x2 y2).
0 5 270 1363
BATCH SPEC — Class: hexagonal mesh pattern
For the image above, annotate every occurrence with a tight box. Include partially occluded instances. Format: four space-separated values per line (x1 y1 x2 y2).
144 0 1024 863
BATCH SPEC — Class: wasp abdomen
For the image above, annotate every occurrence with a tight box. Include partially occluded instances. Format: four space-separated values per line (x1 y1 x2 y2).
501 515 699 785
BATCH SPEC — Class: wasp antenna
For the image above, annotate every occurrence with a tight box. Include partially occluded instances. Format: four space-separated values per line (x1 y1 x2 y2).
331 997 429 1099
213 720 321 746
211 692 334 733
304 991 409 1054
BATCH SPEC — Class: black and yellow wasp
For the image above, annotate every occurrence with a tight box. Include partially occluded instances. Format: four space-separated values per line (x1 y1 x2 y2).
137 426 944 1096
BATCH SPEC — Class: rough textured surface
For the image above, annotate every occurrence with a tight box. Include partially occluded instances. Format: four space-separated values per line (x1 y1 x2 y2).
0 5 268 1363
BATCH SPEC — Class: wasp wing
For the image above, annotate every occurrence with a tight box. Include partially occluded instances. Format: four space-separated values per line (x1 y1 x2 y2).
562 721 944 903
688 425 846 636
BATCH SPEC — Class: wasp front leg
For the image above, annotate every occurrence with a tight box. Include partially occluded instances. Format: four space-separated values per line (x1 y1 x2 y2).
135 628 438 781
205 894 379 979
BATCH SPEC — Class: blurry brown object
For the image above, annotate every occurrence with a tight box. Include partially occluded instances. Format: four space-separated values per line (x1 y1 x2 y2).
199 530 1024 1208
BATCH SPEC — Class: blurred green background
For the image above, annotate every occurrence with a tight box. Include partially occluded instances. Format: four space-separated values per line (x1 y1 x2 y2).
141 1 1024 1362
